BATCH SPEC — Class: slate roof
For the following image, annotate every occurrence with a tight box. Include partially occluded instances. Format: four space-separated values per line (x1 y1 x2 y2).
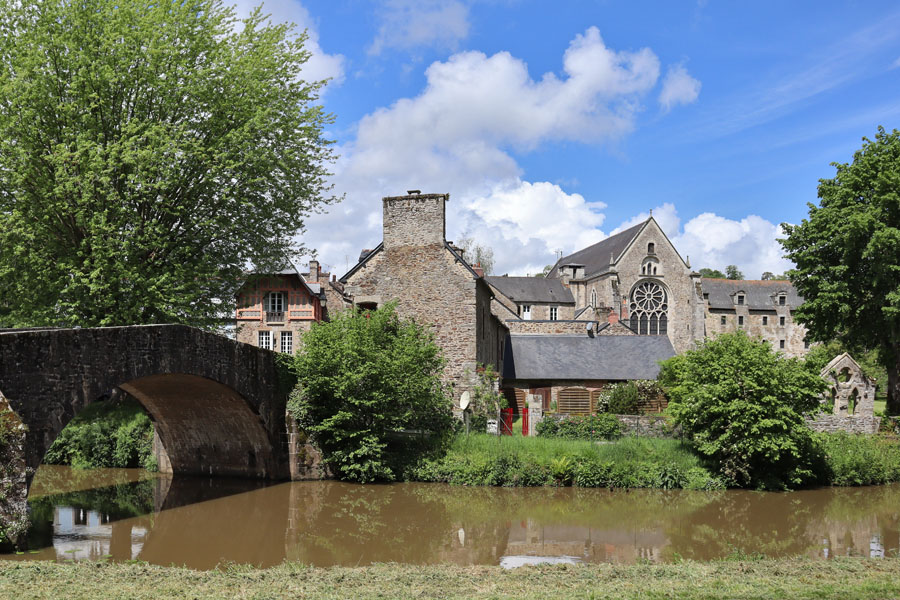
502 334 675 381
701 279 802 310
548 221 645 279
484 276 575 304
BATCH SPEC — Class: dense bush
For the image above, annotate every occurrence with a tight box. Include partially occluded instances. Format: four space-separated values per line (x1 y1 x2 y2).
819 433 900 486
290 303 454 483
410 434 725 490
536 413 622 440
607 382 640 414
43 396 156 471
593 380 666 414
660 331 826 489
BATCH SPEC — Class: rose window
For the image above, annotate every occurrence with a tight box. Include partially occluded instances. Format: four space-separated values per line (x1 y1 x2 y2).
629 281 668 335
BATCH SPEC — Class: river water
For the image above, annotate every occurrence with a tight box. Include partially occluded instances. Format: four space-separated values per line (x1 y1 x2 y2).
2 465 898 569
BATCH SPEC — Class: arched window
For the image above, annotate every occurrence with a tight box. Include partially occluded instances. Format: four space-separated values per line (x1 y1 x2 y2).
647 242 655 254
590 288 597 308
641 257 662 277
629 281 668 336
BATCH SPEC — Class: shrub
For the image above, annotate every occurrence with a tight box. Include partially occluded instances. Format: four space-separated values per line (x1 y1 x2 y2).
43 396 156 470
819 433 900 486
536 413 622 440
0 398 28 546
607 382 640 414
290 303 454 483
660 331 827 489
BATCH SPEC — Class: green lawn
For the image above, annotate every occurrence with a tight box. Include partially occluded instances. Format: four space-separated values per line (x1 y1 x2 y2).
2 558 899 599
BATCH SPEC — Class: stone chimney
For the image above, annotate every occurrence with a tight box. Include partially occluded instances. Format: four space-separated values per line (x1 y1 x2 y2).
309 260 320 282
383 192 449 249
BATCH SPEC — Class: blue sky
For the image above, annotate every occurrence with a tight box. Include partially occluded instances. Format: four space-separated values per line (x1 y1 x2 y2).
233 0 900 278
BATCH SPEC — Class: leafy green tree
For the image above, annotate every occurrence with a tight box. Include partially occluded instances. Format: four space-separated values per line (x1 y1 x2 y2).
0 0 337 328
781 127 900 415
289 303 454 483
659 331 826 489
725 265 744 280
456 236 495 275
698 268 726 279
534 265 553 278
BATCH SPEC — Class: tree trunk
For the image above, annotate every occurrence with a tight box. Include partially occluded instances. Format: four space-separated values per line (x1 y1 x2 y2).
887 362 900 416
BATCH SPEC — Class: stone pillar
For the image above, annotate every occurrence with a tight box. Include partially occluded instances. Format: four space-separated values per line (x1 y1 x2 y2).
526 394 543 436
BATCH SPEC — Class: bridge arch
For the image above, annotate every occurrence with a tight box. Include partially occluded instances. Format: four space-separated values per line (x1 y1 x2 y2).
0 325 291 489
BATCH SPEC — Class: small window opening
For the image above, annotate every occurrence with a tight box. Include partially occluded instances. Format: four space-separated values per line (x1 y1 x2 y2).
703 293 709 300
737 295 744 305
647 242 655 254
550 307 558 321
780 316 785 326
779 295 786 306
652 266 657 275
763 315 768 325
738 316 744 327
357 302 377 312
804 339 810 349
779 340 785 349
720 316 726 326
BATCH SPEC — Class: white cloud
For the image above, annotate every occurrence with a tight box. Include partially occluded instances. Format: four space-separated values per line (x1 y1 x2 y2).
658 64 701 111
301 28 668 275
673 212 792 278
232 0 345 85
368 0 470 56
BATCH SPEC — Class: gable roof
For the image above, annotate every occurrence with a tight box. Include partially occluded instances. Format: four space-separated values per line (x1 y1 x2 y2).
484 276 575 304
502 334 675 381
339 242 384 283
547 221 645 279
701 279 803 310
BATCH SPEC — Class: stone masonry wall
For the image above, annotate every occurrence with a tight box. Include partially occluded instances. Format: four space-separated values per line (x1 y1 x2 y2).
806 415 881 434
705 306 809 358
615 415 681 438
383 193 447 248
505 320 595 335
343 244 486 403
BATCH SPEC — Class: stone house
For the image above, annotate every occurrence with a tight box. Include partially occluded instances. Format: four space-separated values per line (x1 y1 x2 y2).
338 192 508 401
235 265 326 353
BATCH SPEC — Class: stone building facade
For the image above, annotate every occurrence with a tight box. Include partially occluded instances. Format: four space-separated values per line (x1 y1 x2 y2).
339 192 507 401
515 216 812 357
235 267 326 353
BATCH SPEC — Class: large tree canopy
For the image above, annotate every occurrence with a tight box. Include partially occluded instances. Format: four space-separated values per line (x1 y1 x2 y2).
0 0 337 328
781 127 900 415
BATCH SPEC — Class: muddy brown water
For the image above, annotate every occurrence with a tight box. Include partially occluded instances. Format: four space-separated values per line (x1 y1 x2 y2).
3 465 899 569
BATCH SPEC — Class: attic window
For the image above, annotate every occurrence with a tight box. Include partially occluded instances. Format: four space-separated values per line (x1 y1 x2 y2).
647 242 655 254
703 293 709 300
737 294 744 305
779 295 786 306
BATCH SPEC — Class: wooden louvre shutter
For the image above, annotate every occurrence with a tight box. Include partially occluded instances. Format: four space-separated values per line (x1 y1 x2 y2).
558 387 591 415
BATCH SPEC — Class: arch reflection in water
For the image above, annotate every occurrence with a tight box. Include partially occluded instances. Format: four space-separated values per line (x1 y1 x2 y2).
5 467 900 570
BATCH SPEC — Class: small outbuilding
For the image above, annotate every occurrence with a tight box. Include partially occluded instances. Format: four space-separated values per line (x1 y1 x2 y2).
501 333 675 415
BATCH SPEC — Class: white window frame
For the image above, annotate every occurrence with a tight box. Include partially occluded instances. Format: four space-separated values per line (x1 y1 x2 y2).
522 305 532 320
280 331 293 354
258 330 271 350
549 306 558 321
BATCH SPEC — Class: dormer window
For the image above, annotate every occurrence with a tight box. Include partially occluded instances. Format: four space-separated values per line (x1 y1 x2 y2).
647 242 655 254
737 294 744 305
778 295 786 306
264 291 285 313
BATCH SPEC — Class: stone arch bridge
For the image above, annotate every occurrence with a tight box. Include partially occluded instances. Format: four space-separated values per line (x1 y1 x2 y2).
0 325 295 492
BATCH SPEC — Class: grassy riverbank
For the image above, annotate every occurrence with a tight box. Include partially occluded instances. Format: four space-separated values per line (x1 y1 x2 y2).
411 434 726 489
2 558 899 599
410 432 900 490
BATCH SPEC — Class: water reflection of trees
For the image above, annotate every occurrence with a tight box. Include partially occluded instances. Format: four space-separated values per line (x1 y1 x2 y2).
284 482 509 566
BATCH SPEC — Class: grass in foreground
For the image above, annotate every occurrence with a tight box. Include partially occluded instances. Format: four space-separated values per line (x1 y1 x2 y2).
1 557 899 599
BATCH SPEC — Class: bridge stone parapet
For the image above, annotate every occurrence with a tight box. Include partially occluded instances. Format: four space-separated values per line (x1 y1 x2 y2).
0 325 292 491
